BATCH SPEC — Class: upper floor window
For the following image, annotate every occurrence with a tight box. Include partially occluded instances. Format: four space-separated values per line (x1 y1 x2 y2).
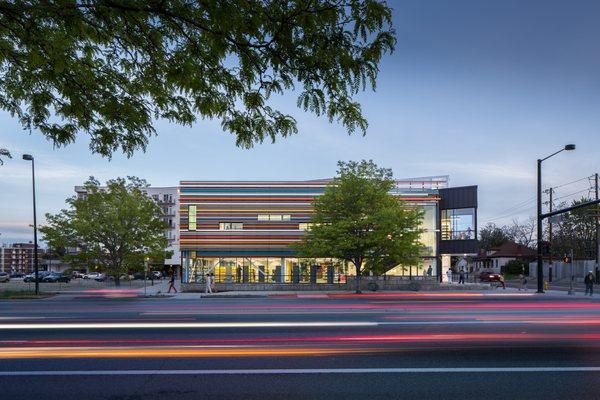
188 205 197 231
441 208 475 240
257 214 291 221
299 223 314 231
220 222 243 230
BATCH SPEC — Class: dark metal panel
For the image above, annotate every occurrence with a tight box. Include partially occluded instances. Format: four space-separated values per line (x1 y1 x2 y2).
439 186 478 210
439 239 479 255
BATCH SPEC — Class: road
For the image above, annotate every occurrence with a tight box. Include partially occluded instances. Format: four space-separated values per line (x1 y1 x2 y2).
2 291 600 399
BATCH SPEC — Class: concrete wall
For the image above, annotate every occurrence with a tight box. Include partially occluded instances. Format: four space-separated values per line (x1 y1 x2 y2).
529 260 599 282
183 276 491 292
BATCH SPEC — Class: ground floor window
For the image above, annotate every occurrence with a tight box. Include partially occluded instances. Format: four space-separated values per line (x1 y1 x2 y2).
182 255 438 283
181 256 350 284
385 258 438 278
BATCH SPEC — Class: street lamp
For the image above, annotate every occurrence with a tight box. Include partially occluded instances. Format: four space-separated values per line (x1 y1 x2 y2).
22 154 39 295
537 144 576 293
144 256 150 296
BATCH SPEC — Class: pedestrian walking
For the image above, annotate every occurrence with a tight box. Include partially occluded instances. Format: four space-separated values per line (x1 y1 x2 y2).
210 272 217 293
585 271 595 296
518 274 527 291
446 268 453 284
427 265 433 277
205 272 213 294
458 269 466 284
167 270 177 293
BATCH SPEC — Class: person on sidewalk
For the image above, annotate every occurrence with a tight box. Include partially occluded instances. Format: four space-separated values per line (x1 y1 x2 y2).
585 271 595 296
458 269 466 284
205 272 213 294
210 272 217 293
167 270 177 293
518 274 527 291
427 265 433 278
446 268 453 284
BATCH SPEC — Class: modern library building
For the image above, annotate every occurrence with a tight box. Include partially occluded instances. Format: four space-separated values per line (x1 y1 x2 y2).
179 176 478 286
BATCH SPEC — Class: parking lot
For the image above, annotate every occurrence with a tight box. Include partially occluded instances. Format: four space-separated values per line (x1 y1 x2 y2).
0 277 158 292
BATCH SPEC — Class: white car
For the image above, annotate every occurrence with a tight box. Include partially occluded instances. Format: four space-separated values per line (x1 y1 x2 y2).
0 272 9 283
84 272 106 281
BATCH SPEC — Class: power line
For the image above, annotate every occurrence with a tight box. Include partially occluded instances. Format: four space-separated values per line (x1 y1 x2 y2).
552 188 593 202
484 201 536 224
486 196 535 219
548 175 593 191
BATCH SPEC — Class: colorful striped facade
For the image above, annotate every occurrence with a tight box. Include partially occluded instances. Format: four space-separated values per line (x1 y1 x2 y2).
179 178 469 284
179 180 331 257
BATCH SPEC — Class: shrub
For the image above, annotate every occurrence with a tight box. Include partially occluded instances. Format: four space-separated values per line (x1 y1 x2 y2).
504 259 529 275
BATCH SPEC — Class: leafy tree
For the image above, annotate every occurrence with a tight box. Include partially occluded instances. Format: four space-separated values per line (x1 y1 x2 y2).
40 176 168 285
0 1 395 157
0 148 11 165
551 197 598 259
479 223 512 251
294 160 424 293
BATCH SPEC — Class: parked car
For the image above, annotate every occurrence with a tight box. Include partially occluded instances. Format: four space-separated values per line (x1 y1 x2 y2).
132 272 146 280
83 272 106 281
42 272 71 283
23 271 51 282
108 274 131 281
0 272 9 282
72 271 86 279
150 271 163 280
479 271 504 282
9 272 24 279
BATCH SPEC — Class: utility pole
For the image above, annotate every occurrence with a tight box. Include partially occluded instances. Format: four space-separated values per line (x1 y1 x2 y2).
548 187 553 283
594 172 600 283
568 250 575 295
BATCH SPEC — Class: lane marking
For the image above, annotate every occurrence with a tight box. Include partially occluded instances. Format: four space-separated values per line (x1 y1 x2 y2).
4 367 600 376
0 321 377 330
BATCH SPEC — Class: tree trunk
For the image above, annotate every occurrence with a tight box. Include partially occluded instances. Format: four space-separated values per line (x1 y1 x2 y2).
113 263 121 287
355 261 362 294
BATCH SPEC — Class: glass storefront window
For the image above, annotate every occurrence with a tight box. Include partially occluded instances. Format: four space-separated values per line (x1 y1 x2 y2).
387 259 437 278
441 208 475 240
420 231 436 256
420 204 437 231
181 256 432 284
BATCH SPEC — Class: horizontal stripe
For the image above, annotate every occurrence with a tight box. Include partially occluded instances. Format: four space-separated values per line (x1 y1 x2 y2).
0 321 376 330
5 367 600 376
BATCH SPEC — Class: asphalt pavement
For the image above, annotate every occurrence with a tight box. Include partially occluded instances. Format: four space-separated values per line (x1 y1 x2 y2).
2 291 600 399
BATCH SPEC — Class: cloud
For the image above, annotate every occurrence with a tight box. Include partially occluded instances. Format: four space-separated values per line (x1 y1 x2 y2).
0 155 85 186
413 160 534 183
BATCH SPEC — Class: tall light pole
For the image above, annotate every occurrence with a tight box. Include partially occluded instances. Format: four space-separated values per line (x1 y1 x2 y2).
22 154 39 295
537 144 576 293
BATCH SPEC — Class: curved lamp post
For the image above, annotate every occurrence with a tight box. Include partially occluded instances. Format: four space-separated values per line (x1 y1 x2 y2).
537 144 576 293
22 154 39 295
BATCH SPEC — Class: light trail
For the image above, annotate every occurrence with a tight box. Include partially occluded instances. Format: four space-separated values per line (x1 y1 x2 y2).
0 346 386 359
6 366 600 376
0 321 377 330
3 332 600 352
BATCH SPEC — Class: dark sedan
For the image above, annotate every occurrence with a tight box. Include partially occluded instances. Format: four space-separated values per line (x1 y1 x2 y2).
23 271 51 282
41 272 71 283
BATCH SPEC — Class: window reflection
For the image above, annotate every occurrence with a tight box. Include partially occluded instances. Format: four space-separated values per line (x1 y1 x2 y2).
441 208 475 240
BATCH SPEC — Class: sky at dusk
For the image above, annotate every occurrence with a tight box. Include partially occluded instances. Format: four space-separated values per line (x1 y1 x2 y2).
1 0 600 244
